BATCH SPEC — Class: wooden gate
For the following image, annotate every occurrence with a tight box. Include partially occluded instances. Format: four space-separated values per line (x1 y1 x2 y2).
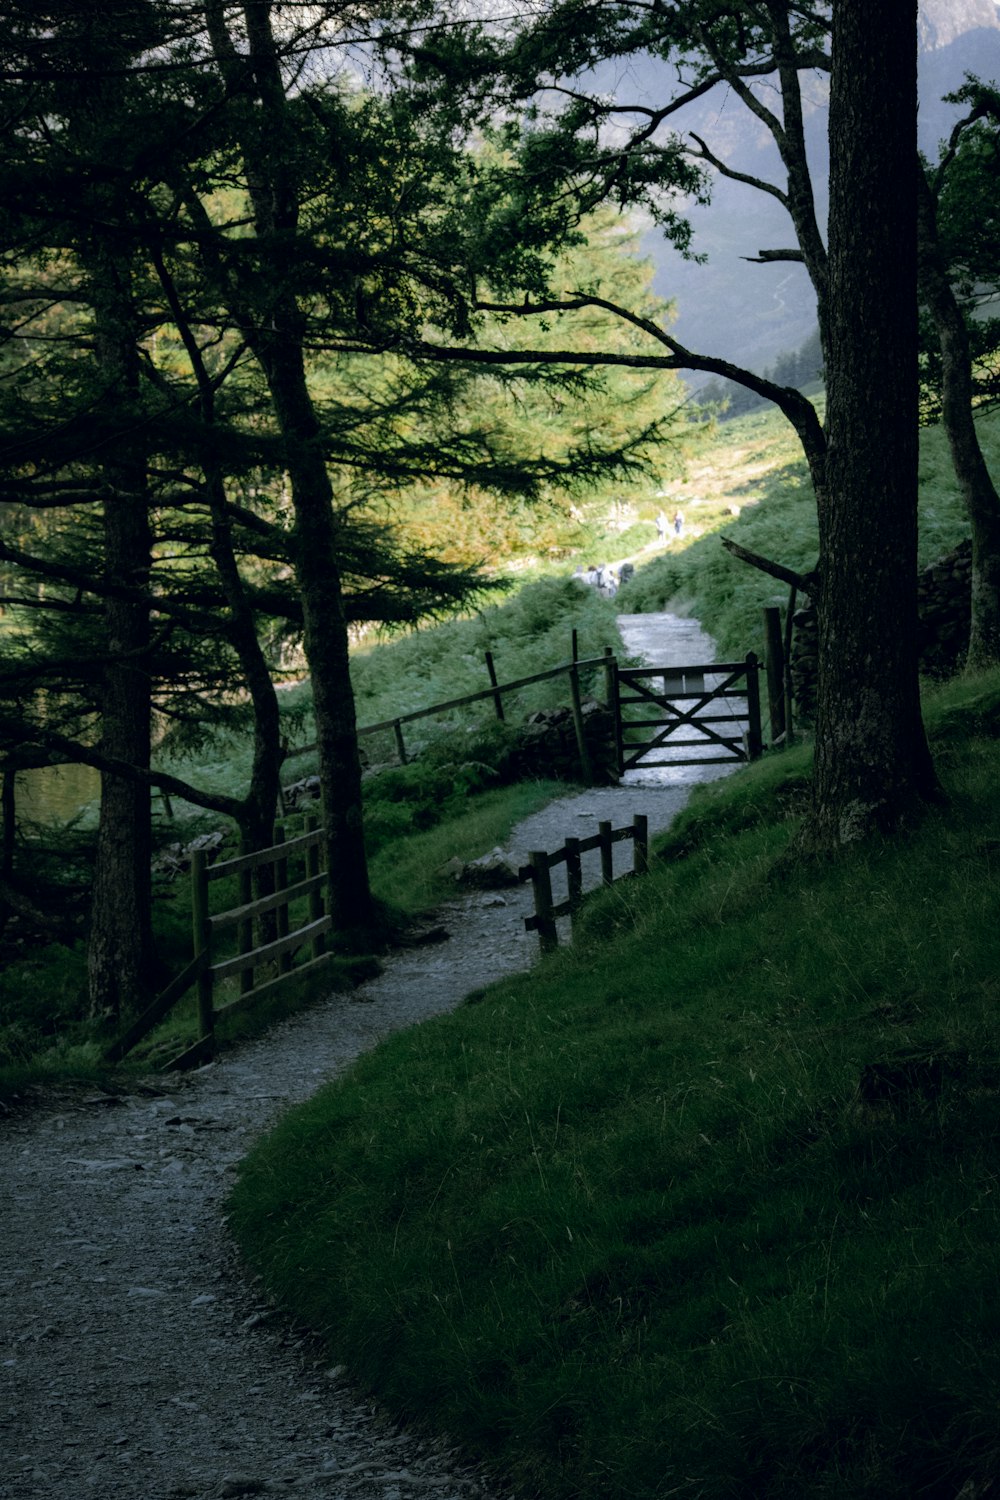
612 653 763 773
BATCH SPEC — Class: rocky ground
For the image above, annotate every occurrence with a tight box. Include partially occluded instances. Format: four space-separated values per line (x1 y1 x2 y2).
2 613 738 1500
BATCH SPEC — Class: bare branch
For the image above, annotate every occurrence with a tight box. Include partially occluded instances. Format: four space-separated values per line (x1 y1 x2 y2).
720 535 814 592
742 248 805 263
688 133 789 206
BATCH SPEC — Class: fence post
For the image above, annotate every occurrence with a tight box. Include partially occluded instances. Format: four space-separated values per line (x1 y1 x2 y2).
602 646 615 707
484 651 505 722
632 814 649 878
305 813 325 959
274 826 291 976
567 661 595 784
528 851 558 954
565 835 582 931
762 606 786 746
191 849 214 1057
393 719 408 765
599 820 614 886
571 628 579 663
239 864 253 996
744 652 763 760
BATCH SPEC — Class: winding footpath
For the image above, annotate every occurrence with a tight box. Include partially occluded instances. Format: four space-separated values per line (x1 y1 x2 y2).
1 614 734 1500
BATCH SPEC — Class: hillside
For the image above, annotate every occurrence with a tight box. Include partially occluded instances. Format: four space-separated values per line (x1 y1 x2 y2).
621 398 996 661
641 6 1000 378
223 400 1000 1500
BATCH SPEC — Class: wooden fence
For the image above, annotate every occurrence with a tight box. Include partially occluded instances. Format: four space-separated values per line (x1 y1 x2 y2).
285 644 617 783
104 815 331 1071
104 643 617 1070
520 813 649 954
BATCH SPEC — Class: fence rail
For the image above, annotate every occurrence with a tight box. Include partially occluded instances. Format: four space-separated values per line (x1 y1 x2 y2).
519 813 649 954
285 649 616 773
104 814 331 1070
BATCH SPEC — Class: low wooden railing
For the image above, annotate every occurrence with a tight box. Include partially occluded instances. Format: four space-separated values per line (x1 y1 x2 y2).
520 813 649 954
104 815 330 1071
286 644 617 781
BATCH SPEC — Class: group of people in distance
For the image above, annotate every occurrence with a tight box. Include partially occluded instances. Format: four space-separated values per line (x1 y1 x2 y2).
574 559 635 598
572 506 686 599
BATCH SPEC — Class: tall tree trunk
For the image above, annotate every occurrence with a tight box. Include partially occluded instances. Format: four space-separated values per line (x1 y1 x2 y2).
202 0 375 940
152 243 286 854
264 348 373 937
805 0 940 848
918 172 1000 670
85 244 156 1020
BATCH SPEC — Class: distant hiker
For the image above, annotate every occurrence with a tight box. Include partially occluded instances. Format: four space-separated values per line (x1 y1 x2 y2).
619 561 635 585
673 510 684 537
585 563 599 585
655 510 668 541
603 567 618 599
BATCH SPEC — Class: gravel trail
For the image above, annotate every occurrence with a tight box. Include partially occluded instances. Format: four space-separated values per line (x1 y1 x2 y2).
1 613 733 1500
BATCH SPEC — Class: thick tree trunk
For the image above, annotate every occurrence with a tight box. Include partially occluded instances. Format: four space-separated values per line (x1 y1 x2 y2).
85 243 157 1021
918 173 1000 670
805 0 939 848
87 495 156 1020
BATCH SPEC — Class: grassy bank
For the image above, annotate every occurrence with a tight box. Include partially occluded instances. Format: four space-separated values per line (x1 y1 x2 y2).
228 670 1000 1500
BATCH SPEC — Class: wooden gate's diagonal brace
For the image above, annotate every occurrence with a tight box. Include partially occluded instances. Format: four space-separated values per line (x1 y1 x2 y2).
616 657 762 772
622 713 745 766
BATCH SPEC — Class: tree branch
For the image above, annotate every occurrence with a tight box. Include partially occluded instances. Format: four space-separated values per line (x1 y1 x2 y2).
742 248 805 263
687 133 789 207
720 534 814 593
419 291 827 468
0 714 244 820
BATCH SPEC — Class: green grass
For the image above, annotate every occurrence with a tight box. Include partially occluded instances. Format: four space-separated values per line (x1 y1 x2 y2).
227 669 1000 1500
368 778 563 914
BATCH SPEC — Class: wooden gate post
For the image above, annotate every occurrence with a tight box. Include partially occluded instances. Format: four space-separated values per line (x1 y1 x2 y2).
528 851 558 954
238 863 254 996
632 814 649 877
744 652 763 760
567 662 595 784
191 849 214 1056
762 606 786 745
274 826 291 976
610 659 625 776
602 646 615 707
393 719 408 765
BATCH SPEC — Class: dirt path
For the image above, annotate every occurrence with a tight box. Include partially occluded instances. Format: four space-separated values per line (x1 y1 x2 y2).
1 615 733 1500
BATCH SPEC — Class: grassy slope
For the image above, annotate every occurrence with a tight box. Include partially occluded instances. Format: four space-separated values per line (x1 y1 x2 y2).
227 411 1000 1499
229 676 1000 1499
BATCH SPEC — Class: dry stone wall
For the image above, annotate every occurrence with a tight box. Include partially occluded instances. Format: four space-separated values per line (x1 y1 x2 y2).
789 539 973 720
